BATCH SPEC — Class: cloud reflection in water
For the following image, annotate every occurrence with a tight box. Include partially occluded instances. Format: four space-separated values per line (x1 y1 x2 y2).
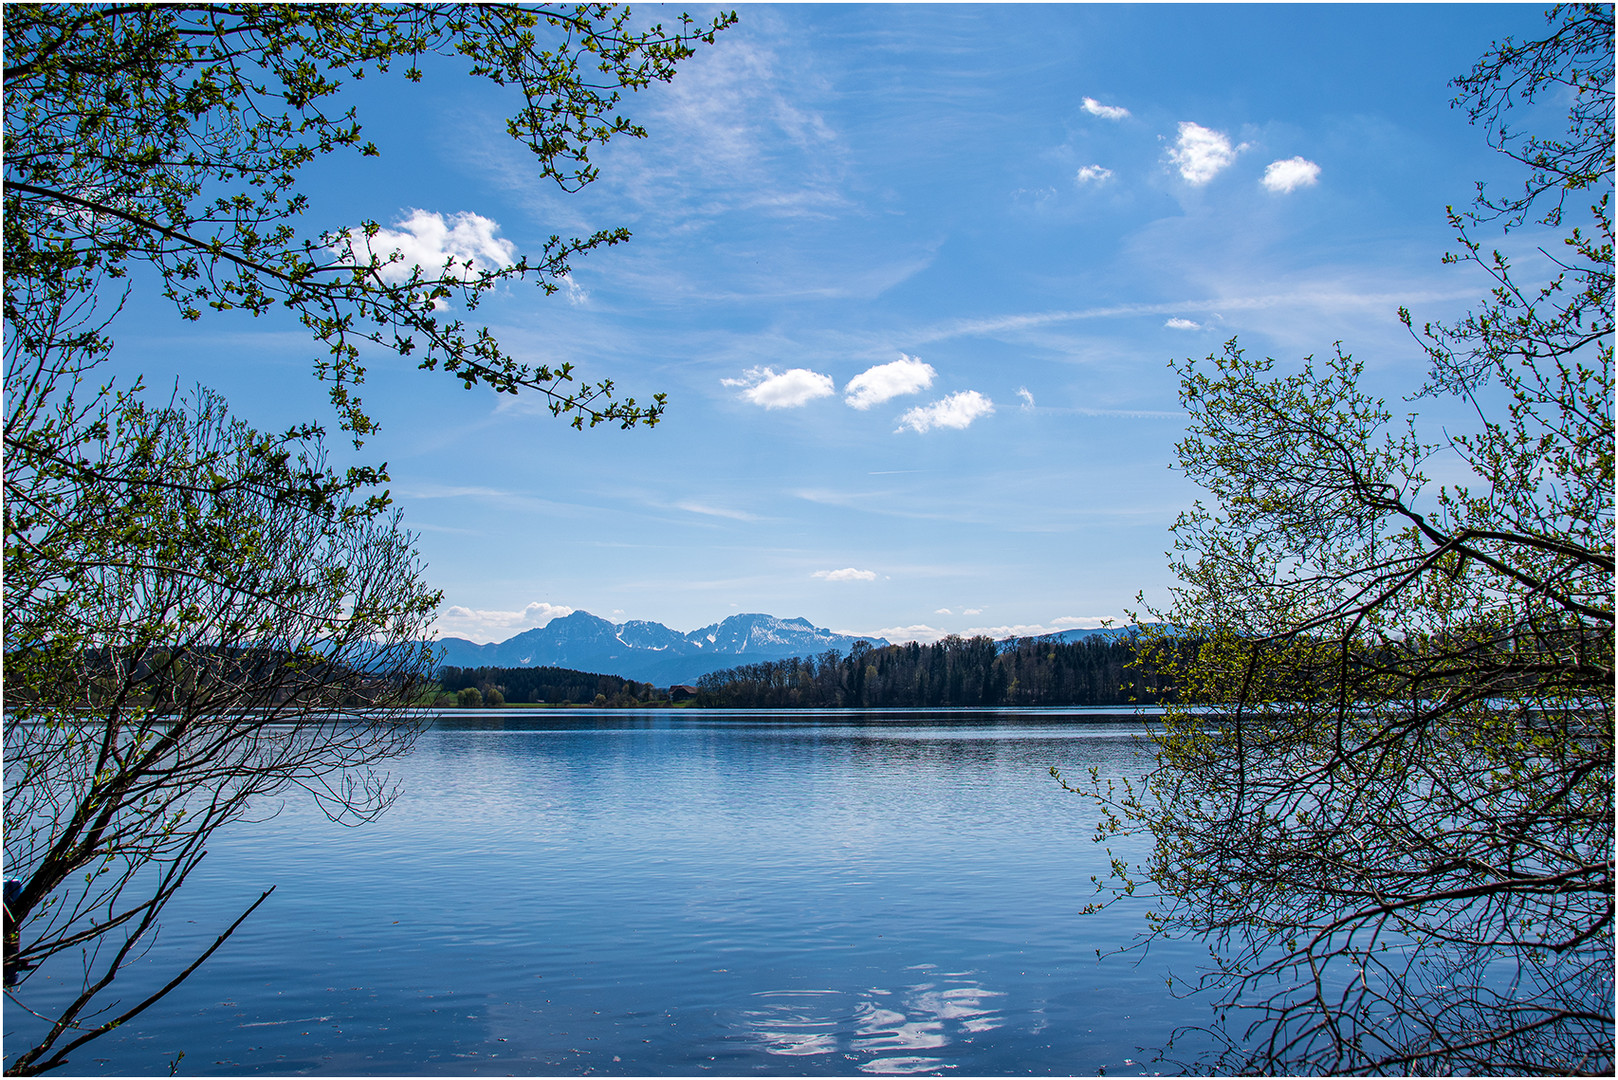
741 971 1005 1074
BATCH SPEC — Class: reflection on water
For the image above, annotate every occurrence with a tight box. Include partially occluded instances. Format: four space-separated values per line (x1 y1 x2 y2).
744 966 1005 1074
746 990 843 1056
5 712 1215 1076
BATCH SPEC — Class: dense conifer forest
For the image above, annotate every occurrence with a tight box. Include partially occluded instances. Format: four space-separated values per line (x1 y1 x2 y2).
691 634 1174 708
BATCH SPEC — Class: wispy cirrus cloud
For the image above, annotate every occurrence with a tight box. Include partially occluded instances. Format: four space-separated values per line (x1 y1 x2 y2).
676 501 761 522
723 365 836 408
896 390 994 433
813 567 878 582
1164 317 1202 330
1167 122 1243 184
1262 156 1322 193
1082 97 1130 121
910 287 1479 346
609 33 849 223
1072 406 1185 419
398 482 582 515
845 354 935 409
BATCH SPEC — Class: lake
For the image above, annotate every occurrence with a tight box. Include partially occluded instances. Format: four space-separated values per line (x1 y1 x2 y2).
7 710 1220 1076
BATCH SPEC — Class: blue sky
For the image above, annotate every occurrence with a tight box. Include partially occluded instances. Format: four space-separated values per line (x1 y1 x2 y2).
112 3 1558 645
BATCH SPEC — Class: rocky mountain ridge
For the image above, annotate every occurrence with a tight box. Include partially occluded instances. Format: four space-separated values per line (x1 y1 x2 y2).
434 610 889 686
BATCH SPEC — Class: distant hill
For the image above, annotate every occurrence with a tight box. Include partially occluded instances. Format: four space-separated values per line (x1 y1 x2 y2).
436 663 661 707
998 625 1137 651
433 611 889 686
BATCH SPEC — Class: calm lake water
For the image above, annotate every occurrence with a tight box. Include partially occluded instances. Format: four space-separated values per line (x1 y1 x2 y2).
9 711 1221 1076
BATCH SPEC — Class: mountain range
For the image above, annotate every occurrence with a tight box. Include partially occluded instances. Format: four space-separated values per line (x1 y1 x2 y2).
433 611 891 686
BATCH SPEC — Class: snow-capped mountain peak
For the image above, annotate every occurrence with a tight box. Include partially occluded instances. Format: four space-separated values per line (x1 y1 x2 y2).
433 611 886 686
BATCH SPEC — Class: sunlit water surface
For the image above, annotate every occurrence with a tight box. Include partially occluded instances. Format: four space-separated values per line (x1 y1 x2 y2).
9 711 1220 1076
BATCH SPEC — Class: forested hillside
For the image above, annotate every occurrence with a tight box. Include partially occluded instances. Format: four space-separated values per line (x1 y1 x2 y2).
436 665 664 707
692 634 1177 708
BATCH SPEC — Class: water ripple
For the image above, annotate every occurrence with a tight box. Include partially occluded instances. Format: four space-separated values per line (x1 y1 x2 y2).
742 990 843 1056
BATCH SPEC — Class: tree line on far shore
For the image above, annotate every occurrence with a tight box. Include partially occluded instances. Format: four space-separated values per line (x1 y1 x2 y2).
434 665 667 707
692 633 1176 708
432 634 1179 709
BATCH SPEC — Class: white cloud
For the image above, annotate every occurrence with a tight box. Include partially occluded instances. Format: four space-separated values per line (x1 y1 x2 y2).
1013 185 1059 207
845 354 936 409
722 365 836 408
873 624 949 644
963 608 983 616
434 601 573 643
1082 97 1130 121
1167 122 1241 185
1262 156 1322 193
1164 317 1202 330
935 608 953 615
1016 387 1035 410
963 617 1116 639
872 616 1119 645
813 567 878 582
336 209 517 283
558 272 588 305
1075 164 1114 185
896 390 995 434
964 623 1059 639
